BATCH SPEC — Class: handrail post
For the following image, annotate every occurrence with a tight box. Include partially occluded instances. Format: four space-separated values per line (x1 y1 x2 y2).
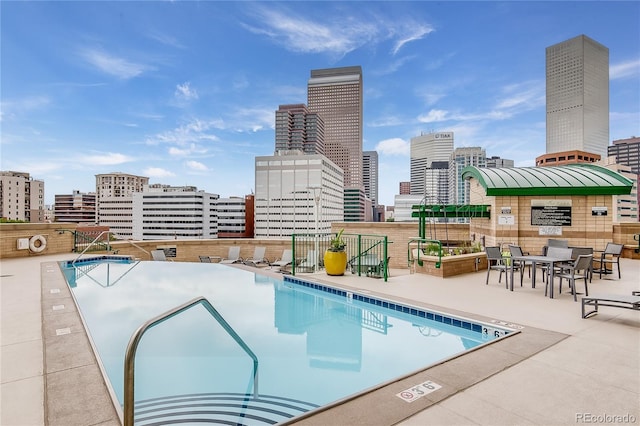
72 231 112 265
123 297 259 426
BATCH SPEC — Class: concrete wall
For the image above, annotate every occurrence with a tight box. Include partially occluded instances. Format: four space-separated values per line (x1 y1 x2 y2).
2 220 638 264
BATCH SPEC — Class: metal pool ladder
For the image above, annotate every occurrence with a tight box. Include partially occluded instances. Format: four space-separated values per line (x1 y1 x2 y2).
123 296 259 426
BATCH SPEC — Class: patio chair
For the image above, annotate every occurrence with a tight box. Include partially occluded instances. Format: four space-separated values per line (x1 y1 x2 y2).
151 249 172 261
271 249 293 271
243 246 269 267
485 246 509 288
553 254 593 301
220 246 242 264
508 245 531 287
569 247 594 282
199 255 212 263
593 242 623 279
538 247 573 283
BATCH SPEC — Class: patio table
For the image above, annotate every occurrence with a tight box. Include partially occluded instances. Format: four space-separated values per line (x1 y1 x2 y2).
510 255 573 298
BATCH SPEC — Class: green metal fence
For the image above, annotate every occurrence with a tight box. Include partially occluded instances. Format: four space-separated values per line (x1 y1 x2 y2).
291 233 390 281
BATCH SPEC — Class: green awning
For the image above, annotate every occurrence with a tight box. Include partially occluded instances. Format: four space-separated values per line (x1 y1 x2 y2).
411 204 491 218
461 164 634 196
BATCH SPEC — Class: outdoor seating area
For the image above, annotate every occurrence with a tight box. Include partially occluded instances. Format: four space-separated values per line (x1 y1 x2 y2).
490 240 633 307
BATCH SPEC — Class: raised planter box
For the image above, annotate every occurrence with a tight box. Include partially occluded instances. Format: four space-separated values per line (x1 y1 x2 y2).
413 252 487 278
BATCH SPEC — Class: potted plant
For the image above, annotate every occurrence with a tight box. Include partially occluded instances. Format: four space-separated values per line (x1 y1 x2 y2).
324 228 347 276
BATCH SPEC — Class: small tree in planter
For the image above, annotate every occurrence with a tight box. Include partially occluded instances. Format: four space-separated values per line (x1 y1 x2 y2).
324 228 347 275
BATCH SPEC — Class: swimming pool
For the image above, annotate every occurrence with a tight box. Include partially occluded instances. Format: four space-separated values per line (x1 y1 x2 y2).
62 257 513 425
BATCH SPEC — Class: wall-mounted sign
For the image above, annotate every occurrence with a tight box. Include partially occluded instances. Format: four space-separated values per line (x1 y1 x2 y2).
434 133 452 139
592 206 608 216
539 226 562 236
501 207 511 214
498 215 515 225
531 200 572 226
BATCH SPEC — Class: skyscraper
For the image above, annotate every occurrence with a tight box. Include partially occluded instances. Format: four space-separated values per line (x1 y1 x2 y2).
410 131 454 197
449 147 486 206
608 137 640 174
362 150 378 207
546 35 609 157
275 104 325 155
307 66 363 189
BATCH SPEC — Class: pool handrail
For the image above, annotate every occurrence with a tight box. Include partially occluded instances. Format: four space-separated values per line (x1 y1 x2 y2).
72 230 113 265
123 296 259 426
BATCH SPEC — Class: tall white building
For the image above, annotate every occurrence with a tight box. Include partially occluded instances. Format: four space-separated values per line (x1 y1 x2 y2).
449 147 486 206
95 172 149 238
132 184 219 240
546 35 609 157
410 132 454 198
254 152 344 238
0 171 45 222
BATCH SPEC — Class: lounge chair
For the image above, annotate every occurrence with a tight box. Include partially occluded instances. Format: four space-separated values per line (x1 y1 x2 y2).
296 250 318 273
271 249 293 271
151 249 172 261
582 293 640 318
243 246 269 267
220 246 242 264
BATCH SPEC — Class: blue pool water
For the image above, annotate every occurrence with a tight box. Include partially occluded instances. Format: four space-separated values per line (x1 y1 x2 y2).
62 258 512 425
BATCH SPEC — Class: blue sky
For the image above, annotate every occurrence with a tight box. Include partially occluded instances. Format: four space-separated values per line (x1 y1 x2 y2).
1 1 639 207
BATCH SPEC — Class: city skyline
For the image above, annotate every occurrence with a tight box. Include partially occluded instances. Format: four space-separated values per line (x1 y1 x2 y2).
1 1 639 207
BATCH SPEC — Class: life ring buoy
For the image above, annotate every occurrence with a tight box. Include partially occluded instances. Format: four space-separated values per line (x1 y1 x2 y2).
29 235 47 253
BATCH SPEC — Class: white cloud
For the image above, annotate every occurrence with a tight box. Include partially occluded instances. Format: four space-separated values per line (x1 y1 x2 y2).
375 138 409 156
495 81 544 111
417 109 449 123
148 118 222 146
369 115 406 128
185 160 209 171
144 167 176 178
175 82 199 101
391 25 434 55
243 5 433 59
82 152 134 165
168 143 208 157
1 96 51 121
79 48 150 79
610 59 640 79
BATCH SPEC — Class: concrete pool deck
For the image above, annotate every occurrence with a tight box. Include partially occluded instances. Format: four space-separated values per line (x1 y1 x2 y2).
1 253 639 425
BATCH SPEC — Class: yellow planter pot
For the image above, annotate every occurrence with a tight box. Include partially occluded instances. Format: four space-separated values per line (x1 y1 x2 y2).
324 250 347 276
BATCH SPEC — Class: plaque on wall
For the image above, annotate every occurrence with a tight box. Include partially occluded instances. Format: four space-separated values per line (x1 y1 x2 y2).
592 207 608 216
531 206 572 226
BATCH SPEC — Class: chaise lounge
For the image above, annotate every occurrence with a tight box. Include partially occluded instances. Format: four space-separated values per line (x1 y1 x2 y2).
581 293 640 318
